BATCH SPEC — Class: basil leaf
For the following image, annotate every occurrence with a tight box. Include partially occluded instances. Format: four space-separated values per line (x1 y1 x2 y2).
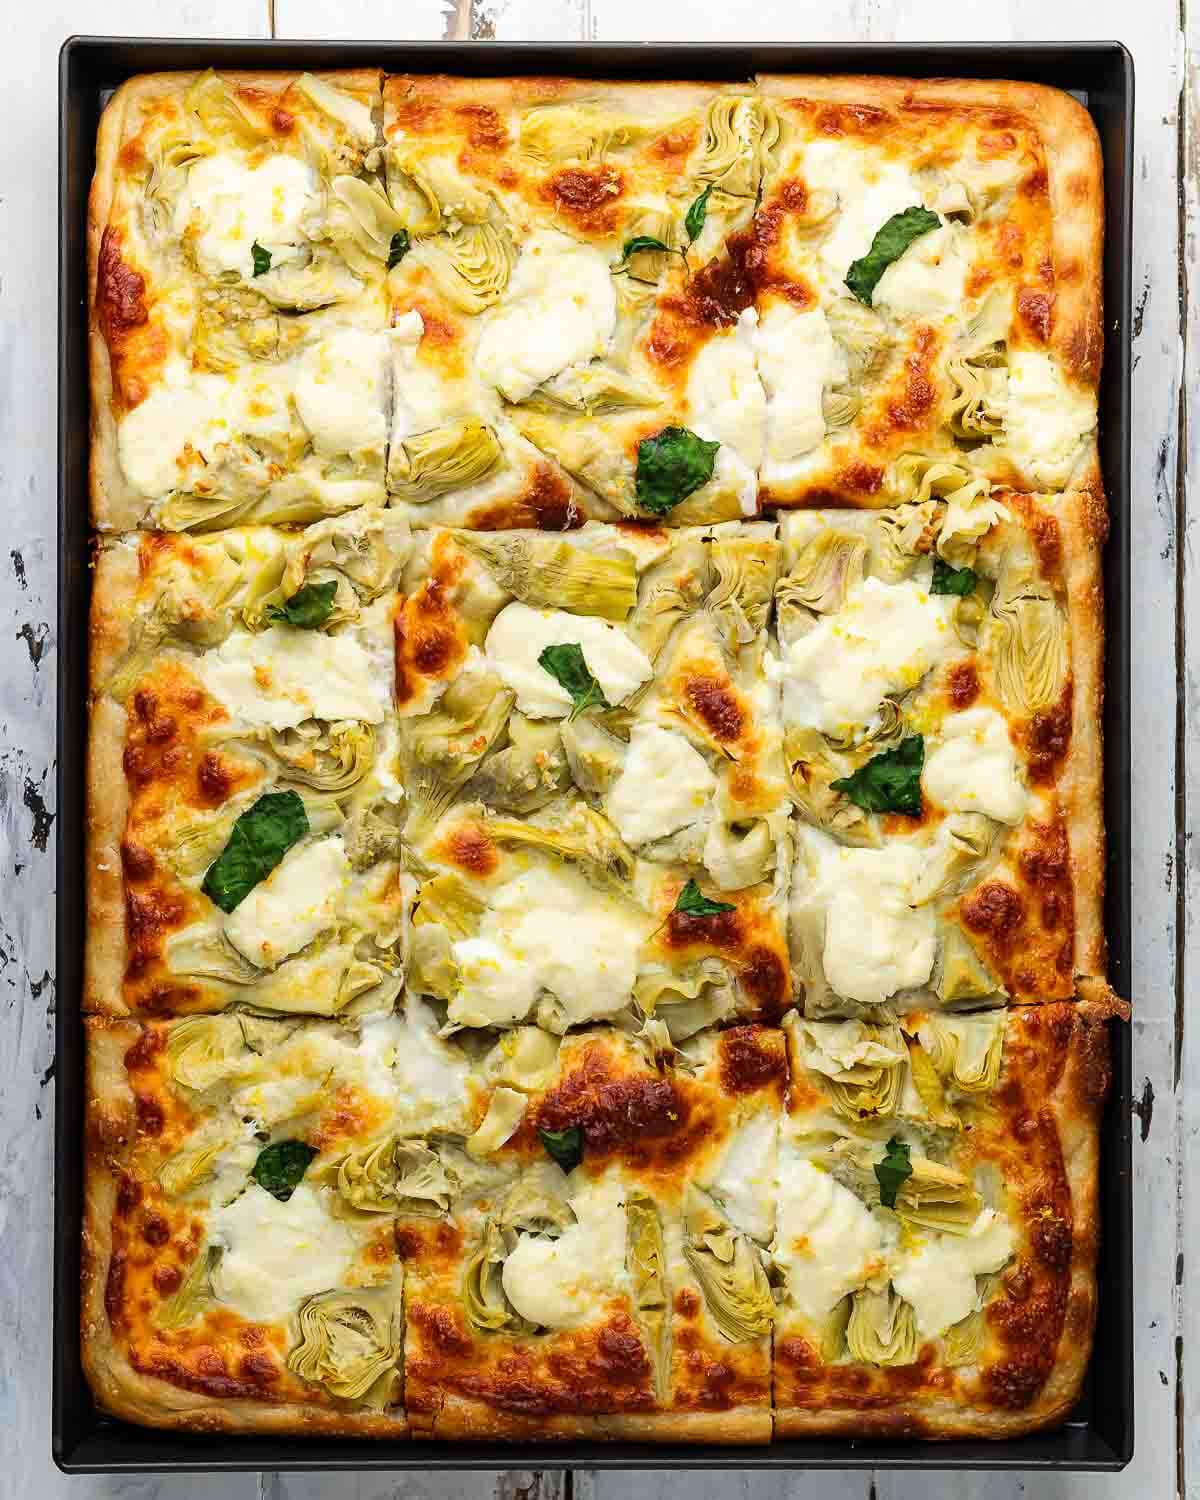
387 229 411 269
831 735 924 818
251 241 272 278
635 425 720 515
201 790 310 914
844 206 940 305
266 579 338 629
251 1139 318 1202
674 878 735 918
539 1126 583 1173
874 1136 912 1209
930 558 978 597
538 642 609 721
684 182 714 244
622 234 672 261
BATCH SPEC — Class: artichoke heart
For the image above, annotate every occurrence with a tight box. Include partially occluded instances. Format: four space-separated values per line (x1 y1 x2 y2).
389 422 504 501
253 248 365 311
559 714 627 798
484 1025 561 1090
627 1193 671 1398
984 568 1069 717
893 1155 982 1235
776 530 866 640
528 361 662 416
519 102 644 167
694 95 781 198
157 1244 221 1331
681 1184 775 1343
454 530 638 621
157 1139 228 1198
412 223 516 314
465 715 571 815
789 1016 908 1120
500 1161 576 1237
826 297 892 384
287 1285 403 1406
387 148 491 233
706 530 780 648
947 352 1008 439
508 407 637 515
620 209 678 285
910 1011 1005 1094
398 673 514 836
634 958 738 1041
257 720 377 792
943 1272 999 1365
784 726 878 847
483 799 636 890
908 813 1000 906
185 70 266 148
333 1136 454 1217
845 1286 920 1367
463 1219 531 1334
466 1087 529 1158
165 1014 250 1093
326 175 409 275
932 923 1004 1006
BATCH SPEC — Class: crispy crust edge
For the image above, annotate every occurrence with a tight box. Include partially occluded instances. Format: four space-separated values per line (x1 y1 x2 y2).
81 1016 410 1436
774 1002 1112 1439
416 1395 770 1443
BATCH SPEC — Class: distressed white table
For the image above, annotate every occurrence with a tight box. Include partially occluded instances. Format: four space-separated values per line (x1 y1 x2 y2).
0 2 1189 1495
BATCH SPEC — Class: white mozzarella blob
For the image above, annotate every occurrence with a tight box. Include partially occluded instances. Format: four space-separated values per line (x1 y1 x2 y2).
923 706 1029 825
475 230 617 402
293 328 388 456
801 142 922 283
358 1000 477 1133
772 1154 886 1323
210 1182 358 1324
501 1175 628 1329
389 309 466 439
798 828 937 1005
605 724 716 846
754 301 844 482
224 836 352 968
484 602 653 719
891 1208 1016 1338
194 625 387 730
686 309 766 471
175 152 316 280
448 865 646 1029
705 1109 778 1244
1003 351 1098 488
771 575 956 740
872 223 968 322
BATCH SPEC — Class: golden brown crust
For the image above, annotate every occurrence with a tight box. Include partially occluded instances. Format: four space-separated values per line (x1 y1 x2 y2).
423 1395 769 1443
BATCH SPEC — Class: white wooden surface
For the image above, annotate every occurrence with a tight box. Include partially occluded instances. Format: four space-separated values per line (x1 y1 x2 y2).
0 1 1187 1495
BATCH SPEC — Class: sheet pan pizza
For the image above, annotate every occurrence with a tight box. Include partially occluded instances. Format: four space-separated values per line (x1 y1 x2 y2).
82 66 1123 1443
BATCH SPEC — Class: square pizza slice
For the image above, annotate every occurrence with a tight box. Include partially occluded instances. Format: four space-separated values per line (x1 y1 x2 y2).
771 1000 1111 1438
86 517 414 1017
399 1020 785 1441
81 1004 486 1434
773 488 1116 1012
89 68 394 532
381 75 779 529
747 75 1102 509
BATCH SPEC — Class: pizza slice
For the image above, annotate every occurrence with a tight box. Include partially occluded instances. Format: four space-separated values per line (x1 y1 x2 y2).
381 76 780 528
400 1020 785 1440
773 488 1115 1012
90 68 394 531
747 75 1102 508
86 517 413 1017
771 1000 1111 1437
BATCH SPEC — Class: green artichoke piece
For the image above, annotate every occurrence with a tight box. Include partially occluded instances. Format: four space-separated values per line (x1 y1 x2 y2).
845 1286 920 1366
681 1184 774 1344
454 531 638 622
287 1284 403 1406
627 1192 671 1399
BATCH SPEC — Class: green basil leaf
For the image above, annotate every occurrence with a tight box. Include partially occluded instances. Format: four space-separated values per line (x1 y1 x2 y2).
537 642 609 721
201 790 310 914
831 735 924 818
684 182 715 244
635 425 720 515
266 579 338 629
674 878 736 918
251 1139 318 1202
539 1126 583 1173
387 229 411 269
874 1136 912 1209
930 558 978 597
622 234 673 261
251 241 272 278
844 206 941 305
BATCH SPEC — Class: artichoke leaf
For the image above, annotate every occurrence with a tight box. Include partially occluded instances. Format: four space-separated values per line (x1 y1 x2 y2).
165 926 265 987
288 1284 403 1405
909 813 1000 906
627 1192 671 1399
681 1184 774 1343
466 1087 529 1158
483 798 636 891
635 958 738 1040
845 1286 920 1367
706 530 780 649
398 675 514 837
910 1011 1006 1093
559 714 627 798
776 530 866 643
326 175 408 271
484 1026 561 1091
453 531 638 622
390 422 504 501
465 716 571 815
905 1039 960 1128
462 1219 531 1334
893 1155 982 1234
499 1161 576 1237
529 361 662 415
519 102 644 167
185 70 266 148
984 567 1069 717
784 726 879 847
627 535 712 661
157 1139 230 1198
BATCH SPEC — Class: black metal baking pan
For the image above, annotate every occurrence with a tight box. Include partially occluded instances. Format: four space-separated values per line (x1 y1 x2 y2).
55 34 1134 1473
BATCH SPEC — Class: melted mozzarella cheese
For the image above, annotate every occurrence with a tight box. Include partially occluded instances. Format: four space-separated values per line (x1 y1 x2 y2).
210 1182 358 1324
194 625 387 730
799 828 937 1004
117 372 230 497
772 1154 886 1323
754 302 844 480
1003 351 1098 488
449 865 645 1029
802 142 922 284
706 1109 778 1243
293 329 387 456
175 152 316 279
772 575 956 739
359 1000 476 1133
389 309 467 439
501 1175 628 1329
923 706 1029 825
686 310 766 471
225 836 352 967
476 230 617 402
484 602 653 718
605 724 716 846
872 223 968 322
891 1208 1016 1338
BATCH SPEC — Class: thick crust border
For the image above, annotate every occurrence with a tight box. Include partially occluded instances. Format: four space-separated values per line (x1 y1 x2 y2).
775 1002 1111 1439
81 1018 409 1437
419 1397 769 1443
